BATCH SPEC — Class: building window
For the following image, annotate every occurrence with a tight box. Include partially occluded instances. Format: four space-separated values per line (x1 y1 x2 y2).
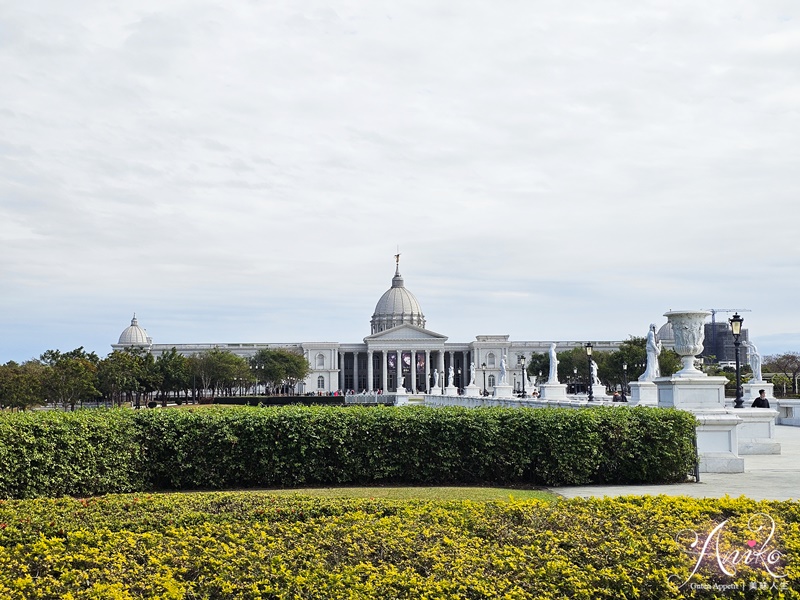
316 353 325 369
488 375 496 388
487 353 496 368
317 376 325 389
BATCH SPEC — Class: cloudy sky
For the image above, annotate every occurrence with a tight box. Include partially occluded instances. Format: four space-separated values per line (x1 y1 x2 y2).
2 0 799 363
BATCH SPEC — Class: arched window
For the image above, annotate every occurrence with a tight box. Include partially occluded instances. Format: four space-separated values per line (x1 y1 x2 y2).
317 376 325 389
487 353 496 368
316 353 325 369
488 375 496 388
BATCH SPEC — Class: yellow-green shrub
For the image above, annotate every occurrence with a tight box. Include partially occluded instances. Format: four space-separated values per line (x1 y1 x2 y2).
0 493 797 599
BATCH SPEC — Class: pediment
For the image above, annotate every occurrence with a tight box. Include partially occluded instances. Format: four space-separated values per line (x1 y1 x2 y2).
364 324 448 342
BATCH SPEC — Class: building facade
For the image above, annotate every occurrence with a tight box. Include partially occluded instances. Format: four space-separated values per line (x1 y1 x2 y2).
114 260 622 394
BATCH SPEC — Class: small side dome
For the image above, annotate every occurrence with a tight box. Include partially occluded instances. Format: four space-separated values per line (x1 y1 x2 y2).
656 321 675 348
657 321 674 341
118 314 151 346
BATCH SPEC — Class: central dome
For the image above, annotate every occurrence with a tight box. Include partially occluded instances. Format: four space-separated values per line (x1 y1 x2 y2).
370 263 426 334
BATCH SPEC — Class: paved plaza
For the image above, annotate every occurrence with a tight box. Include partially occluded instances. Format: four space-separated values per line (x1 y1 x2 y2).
552 424 800 501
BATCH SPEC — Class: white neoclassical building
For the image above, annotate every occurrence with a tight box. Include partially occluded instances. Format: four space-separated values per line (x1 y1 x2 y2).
113 259 622 395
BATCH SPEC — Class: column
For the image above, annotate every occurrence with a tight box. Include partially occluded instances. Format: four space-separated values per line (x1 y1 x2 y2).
367 350 374 392
425 349 431 393
352 352 359 393
382 351 388 393
438 351 445 390
396 349 402 392
410 350 417 392
339 351 345 392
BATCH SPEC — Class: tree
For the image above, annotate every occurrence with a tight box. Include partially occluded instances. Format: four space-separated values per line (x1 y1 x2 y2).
554 347 595 391
251 348 310 395
96 348 162 407
189 349 252 398
771 373 792 398
764 352 800 395
40 348 101 411
98 350 142 407
155 348 188 403
0 361 47 411
525 352 549 384
598 336 681 390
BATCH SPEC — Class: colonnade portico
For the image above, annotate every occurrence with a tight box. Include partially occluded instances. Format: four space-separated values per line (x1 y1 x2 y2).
339 348 439 393
334 325 477 393
331 324 453 393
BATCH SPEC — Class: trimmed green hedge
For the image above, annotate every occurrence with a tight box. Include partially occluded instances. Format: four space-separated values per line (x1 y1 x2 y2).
0 406 696 498
0 493 796 598
0 411 145 499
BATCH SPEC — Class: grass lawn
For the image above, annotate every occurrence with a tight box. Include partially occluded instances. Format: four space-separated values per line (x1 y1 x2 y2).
259 485 558 502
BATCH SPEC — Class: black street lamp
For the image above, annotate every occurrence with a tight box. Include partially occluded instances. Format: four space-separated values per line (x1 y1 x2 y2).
621 362 628 401
482 362 487 396
730 313 745 408
573 367 578 394
586 342 594 402
518 354 527 398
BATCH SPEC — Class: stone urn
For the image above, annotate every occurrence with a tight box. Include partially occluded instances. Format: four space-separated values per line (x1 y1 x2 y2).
664 310 711 377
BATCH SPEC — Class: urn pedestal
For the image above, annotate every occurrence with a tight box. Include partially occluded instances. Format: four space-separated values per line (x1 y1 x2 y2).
658 310 744 473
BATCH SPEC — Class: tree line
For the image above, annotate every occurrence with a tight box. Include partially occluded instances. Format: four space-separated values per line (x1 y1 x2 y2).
4 338 799 410
0 347 310 411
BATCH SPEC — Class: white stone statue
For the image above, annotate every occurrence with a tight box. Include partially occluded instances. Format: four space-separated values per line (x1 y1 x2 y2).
468 362 475 386
547 343 559 384
448 365 455 387
745 340 763 382
639 323 662 381
591 360 601 386
433 369 439 389
499 352 508 385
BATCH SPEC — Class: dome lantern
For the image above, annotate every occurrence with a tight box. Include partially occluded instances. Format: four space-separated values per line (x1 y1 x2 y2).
370 258 426 334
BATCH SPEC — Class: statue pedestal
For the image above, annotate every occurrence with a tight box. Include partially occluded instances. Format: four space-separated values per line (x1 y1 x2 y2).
656 374 744 473
538 383 568 401
730 408 780 454
656 375 728 410
743 382 774 402
694 412 746 473
444 386 458 396
493 384 514 399
776 399 800 426
628 381 658 406
464 384 481 397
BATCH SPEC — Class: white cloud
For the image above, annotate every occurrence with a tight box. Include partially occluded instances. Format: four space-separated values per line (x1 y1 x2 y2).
2 0 799 361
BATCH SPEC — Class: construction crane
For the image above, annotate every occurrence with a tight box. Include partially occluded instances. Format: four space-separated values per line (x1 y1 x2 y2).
704 308 752 363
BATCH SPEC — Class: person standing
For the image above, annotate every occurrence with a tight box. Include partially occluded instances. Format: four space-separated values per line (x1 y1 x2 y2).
751 389 770 408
